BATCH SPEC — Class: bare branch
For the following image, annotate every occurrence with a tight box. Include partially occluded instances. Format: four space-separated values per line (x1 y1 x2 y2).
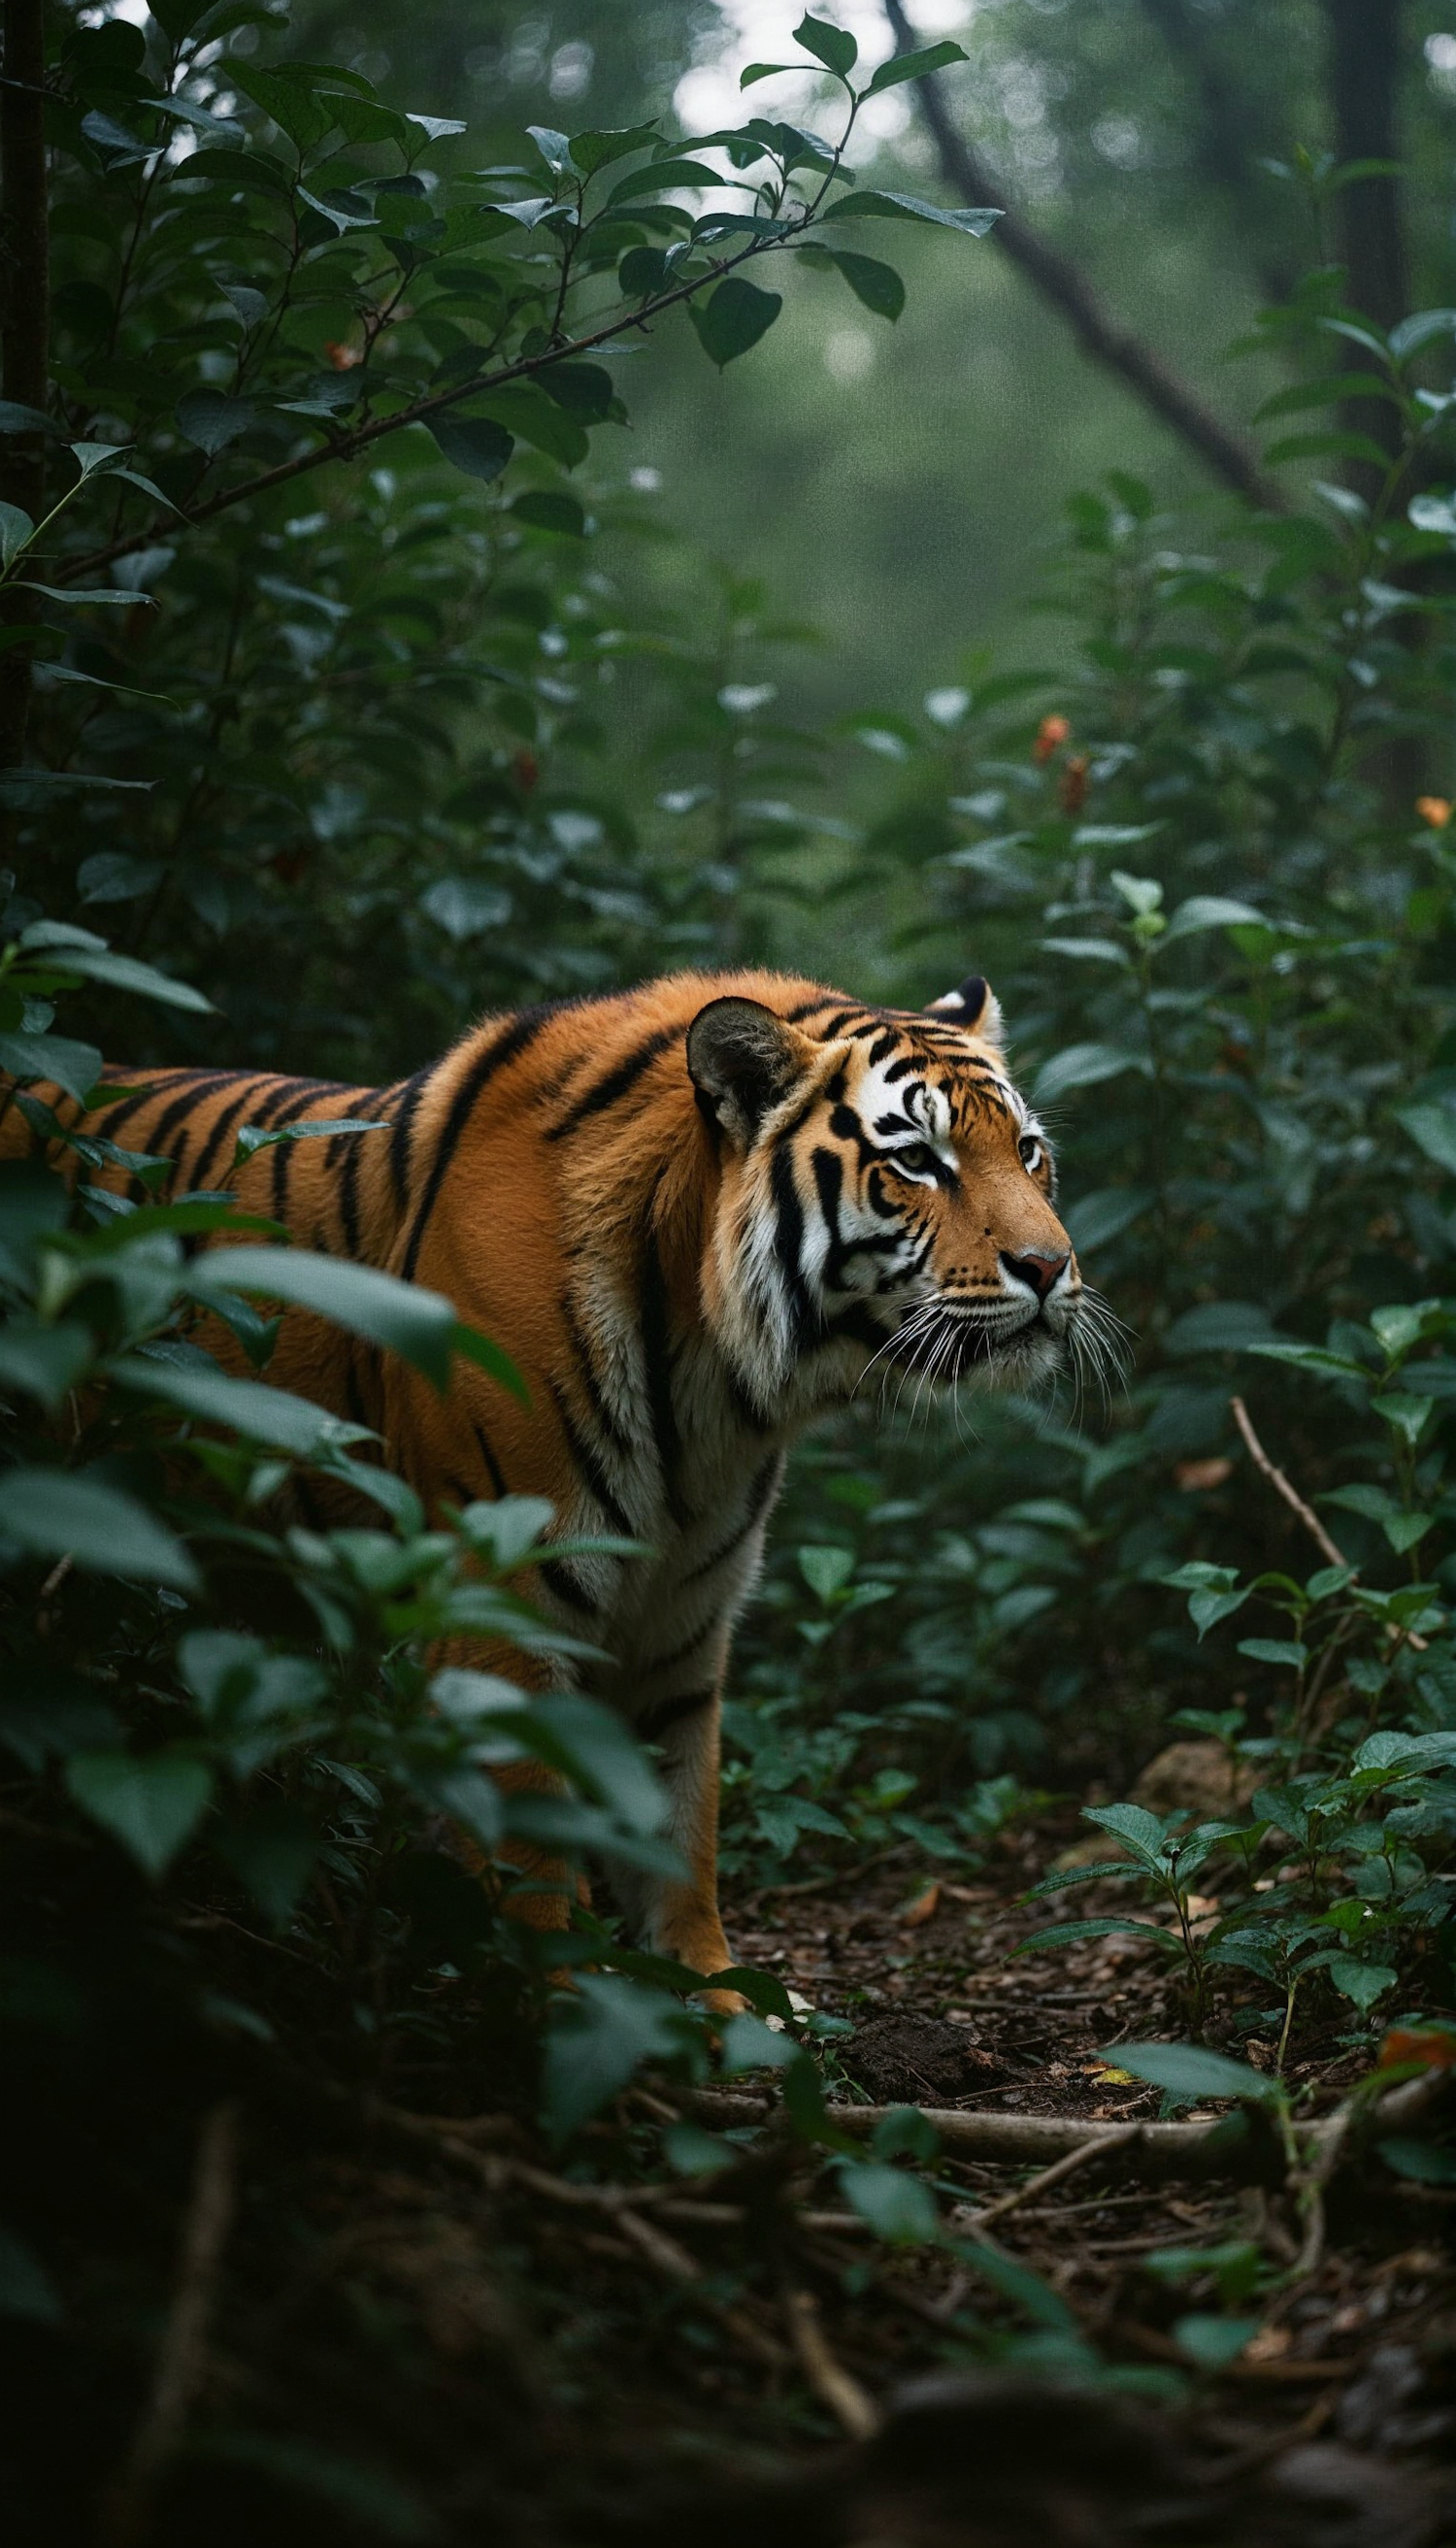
882 0 1285 512
1229 1394 1349 1571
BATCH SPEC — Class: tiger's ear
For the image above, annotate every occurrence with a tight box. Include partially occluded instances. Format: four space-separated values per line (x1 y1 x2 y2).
687 997 811 1148
926 973 1005 1046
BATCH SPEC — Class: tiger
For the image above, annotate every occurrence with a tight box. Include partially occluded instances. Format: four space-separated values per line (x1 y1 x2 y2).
7 967 1084 1990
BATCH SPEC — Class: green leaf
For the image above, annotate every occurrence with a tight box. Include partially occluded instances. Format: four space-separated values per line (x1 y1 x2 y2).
568 123 659 176
0 1318 92 1410
110 1353 373 1461
233 1116 387 1168
864 41 969 95
510 490 586 537
0 400 63 437
1106 2041 1284 2106
1324 1956 1397 2011
1033 1042 1149 1104
719 2010 802 2073
871 2104 941 2161
1026 1861 1141 1899
1390 308 1456 361
17 925 212 1012
525 122 574 173
828 190 1002 236
426 414 514 482
449 1321 529 1403
1244 1341 1369 1381
1372 1392 1435 1447
1163 895 1268 940
1083 1801 1176 1862
1174 2313 1259 2370
688 277 783 369
0 1030 103 1106
1009 1917 1181 1957
1378 2136 1456 2184
1188 1585 1252 1638
544 1975 699 2139
1395 1099 1456 1176
193 1246 460 1390
66 1749 213 1877
798 1543 854 1602
813 248 905 320
1237 1639 1308 1669
175 390 256 454
740 63 795 89
793 13 858 77
0 1467 198 1591
838 2159 939 2244
0 502 32 568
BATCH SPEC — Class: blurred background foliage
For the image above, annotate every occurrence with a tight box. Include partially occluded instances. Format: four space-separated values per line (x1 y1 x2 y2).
4 0 1456 1894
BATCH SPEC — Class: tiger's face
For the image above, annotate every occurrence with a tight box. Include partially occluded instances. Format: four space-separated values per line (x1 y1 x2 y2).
688 975 1083 1414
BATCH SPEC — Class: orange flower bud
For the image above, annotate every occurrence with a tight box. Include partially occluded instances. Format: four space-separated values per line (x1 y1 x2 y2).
513 747 540 792
1415 795 1452 829
1034 712 1071 764
1058 752 1090 815
324 340 363 371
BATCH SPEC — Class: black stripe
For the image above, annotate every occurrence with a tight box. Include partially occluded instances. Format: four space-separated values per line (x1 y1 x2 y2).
335 1089 381 1260
684 1455 782 1583
388 1068 434 1214
639 1687 715 1742
563 1291 630 1452
547 1379 635 1538
640 1227 685 1523
641 1622 712 1679
343 1342 369 1429
770 1142 815 1351
146 1072 251 1187
472 1422 507 1499
399 1010 550 1282
546 1022 680 1142
786 996 836 1022
268 1086 339 1219
92 1070 235 1153
539 1555 595 1614
186 1075 276 1193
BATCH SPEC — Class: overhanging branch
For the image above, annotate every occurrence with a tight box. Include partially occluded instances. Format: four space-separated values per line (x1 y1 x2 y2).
882 0 1284 513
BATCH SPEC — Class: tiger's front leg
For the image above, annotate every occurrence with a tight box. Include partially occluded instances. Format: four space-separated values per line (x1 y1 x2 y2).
617 1687 745 2012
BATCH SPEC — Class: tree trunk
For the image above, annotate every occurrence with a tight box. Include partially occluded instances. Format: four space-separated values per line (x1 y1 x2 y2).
1325 0 1407 476
0 0 50 773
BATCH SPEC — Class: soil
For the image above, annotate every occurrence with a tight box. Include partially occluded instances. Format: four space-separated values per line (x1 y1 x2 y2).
8 1805 1455 2547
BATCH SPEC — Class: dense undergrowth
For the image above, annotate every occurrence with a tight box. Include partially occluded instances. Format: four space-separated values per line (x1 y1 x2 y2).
2 3 1455 2529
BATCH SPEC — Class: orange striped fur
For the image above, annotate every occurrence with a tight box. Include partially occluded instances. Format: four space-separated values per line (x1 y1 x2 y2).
6 968 1083 1981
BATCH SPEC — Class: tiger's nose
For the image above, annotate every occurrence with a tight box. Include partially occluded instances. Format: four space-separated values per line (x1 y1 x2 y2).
1002 1247 1070 1301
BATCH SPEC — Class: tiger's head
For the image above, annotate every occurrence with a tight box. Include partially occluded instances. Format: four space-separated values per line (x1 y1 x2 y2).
687 975 1084 1417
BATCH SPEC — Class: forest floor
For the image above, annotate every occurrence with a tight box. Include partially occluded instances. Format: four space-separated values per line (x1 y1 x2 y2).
12 1787 1456 2548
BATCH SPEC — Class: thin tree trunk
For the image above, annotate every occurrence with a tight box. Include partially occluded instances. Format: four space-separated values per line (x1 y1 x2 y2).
0 0 50 772
1325 0 1408 335
883 0 1282 513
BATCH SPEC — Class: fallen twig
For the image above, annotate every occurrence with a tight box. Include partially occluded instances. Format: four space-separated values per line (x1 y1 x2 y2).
782 2287 879 2439
103 2100 241 2546
687 2064 1451 2188
962 2123 1142 2231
